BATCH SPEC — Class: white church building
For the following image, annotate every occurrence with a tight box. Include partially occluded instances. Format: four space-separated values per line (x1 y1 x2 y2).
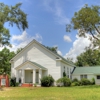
10 40 74 86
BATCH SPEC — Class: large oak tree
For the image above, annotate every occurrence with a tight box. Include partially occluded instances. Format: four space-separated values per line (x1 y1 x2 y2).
66 4 100 47
0 2 28 46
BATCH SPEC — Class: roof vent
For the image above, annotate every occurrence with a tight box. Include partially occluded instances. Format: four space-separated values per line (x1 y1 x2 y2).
56 57 60 59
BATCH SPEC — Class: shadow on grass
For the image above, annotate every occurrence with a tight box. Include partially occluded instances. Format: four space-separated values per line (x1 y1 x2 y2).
73 85 100 89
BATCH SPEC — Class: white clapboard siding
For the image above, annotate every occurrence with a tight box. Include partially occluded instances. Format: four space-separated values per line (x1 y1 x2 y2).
60 61 73 78
11 40 74 81
11 42 61 81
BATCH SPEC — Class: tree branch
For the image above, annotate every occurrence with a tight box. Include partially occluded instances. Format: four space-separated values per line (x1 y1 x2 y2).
90 29 100 41
94 25 100 34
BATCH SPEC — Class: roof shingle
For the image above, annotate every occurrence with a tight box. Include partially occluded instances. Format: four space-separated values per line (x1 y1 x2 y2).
73 66 100 75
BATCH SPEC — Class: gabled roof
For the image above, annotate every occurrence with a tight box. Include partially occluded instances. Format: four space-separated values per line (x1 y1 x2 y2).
11 39 75 66
43 45 75 66
15 60 47 70
29 61 47 70
72 66 100 75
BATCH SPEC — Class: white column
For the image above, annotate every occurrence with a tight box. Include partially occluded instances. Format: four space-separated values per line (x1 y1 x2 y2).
16 70 19 83
69 67 70 79
39 69 42 84
33 69 36 84
21 69 25 83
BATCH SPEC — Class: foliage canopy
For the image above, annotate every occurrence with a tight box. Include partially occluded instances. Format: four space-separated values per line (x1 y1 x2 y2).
66 4 100 47
0 47 15 75
0 2 28 46
75 48 100 66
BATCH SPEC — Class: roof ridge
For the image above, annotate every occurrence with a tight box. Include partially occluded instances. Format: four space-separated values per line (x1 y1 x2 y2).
10 39 75 66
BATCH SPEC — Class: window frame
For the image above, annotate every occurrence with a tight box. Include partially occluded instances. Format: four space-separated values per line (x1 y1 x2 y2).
80 74 87 79
97 75 100 79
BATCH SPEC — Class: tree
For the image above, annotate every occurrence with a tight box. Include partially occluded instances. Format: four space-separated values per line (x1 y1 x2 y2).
66 4 100 47
0 3 28 46
0 47 15 75
66 57 74 63
46 46 58 53
75 48 100 66
16 48 23 54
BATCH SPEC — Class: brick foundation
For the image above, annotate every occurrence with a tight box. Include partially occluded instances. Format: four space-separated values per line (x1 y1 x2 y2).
21 83 33 87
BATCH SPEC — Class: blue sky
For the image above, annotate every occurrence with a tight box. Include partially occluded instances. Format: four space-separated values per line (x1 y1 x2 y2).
1 0 100 61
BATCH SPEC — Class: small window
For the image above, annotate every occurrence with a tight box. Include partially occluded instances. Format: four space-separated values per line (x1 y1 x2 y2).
97 75 100 79
1 78 6 86
80 75 87 79
80 75 83 79
84 75 87 79
56 57 60 59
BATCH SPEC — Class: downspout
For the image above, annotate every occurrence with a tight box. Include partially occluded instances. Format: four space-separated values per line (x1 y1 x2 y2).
71 67 76 74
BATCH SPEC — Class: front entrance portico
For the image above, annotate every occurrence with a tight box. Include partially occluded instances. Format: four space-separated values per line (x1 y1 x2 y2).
19 69 42 84
15 61 47 85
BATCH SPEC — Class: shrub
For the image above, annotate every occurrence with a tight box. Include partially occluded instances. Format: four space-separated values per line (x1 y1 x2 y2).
72 78 79 83
34 83 37 87
57 77 71 87
71 78 80 86
10 77 16 86
57 78 63 83
63 77 71 86
71 82 80 86
63 71 66 77
41 75 54 87
15 82 19 86
80 78 91 85
91 78 95 85
56 78 63 87
10 77 17 87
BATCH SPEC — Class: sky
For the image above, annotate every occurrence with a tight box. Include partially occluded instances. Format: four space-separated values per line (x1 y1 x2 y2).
0 0 100 61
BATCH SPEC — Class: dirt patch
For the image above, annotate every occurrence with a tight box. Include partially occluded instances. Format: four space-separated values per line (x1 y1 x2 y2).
0 87 12 91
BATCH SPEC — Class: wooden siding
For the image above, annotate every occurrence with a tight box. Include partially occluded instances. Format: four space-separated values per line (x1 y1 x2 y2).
11 42 61 81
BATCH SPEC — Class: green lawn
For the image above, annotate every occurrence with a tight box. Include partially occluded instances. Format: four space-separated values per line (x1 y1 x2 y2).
0 86 100 100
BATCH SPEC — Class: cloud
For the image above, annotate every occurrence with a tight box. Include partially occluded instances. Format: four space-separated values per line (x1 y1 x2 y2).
53 45 62 56
0 31 43 52
19 0 32 5
57 50 62 56
43 0 70 25
34 34 42 43
12 31 28 42
64 34 91 62
64 35 72 42
0 46 4 51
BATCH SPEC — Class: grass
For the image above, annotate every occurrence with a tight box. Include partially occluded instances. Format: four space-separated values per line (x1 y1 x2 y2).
0 86 100 100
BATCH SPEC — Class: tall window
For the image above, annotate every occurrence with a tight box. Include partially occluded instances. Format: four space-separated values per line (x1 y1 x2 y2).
64 66 65 71
63 66 66 77
67 67 69 74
